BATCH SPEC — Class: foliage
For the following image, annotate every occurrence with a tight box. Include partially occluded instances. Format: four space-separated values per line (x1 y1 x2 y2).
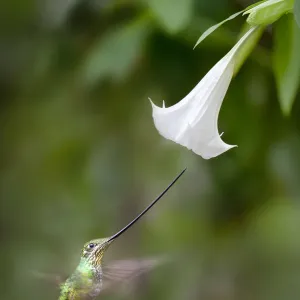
273 14 300 115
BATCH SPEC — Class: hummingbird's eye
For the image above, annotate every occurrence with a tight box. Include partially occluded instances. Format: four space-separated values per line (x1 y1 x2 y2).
87 243 95 250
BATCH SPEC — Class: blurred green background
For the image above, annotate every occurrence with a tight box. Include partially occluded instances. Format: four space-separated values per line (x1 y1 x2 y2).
1 0 300 299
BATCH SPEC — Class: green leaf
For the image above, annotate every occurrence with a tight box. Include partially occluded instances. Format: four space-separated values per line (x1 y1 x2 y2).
244 0 284 14
233 25 264 76
245 0 269 10
82 18 150 85
294 0 300 28
146 0 193 34
193 0 267 49
273 14 300 115
194 10 244 49
193 0 291 49
245 0 294 26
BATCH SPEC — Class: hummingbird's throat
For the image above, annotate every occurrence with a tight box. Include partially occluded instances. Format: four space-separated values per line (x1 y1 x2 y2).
92 240 112 267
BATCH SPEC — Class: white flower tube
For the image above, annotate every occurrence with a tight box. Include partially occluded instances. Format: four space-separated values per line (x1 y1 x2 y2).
150 27 257 159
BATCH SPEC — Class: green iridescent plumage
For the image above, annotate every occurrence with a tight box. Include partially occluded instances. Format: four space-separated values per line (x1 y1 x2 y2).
59 260 95 300
59 239 110 300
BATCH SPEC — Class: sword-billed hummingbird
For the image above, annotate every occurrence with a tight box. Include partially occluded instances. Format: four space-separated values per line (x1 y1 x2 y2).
59 169 186 299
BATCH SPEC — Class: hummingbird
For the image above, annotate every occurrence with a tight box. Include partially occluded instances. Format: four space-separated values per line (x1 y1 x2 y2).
58 168 186 300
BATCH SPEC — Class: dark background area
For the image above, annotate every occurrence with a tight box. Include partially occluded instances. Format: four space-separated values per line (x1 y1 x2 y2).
1 0 300 299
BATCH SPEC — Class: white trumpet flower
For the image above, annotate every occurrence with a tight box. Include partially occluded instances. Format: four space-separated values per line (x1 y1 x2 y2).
150 27 257 159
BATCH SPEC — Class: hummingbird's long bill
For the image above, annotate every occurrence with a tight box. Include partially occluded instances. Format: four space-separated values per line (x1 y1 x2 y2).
58 169 186 300
107 168 187 242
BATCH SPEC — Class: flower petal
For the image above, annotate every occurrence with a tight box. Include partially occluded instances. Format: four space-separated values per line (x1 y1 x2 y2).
151 27 257 159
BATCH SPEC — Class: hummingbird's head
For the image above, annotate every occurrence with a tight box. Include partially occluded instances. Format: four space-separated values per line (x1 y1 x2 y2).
81 238 112 267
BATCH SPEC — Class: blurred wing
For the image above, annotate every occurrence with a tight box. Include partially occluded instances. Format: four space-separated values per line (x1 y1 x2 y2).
100 257 165 293
31 270 64 286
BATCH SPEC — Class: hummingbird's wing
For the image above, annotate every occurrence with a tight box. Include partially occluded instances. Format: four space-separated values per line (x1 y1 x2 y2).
100 257 165 293
31 270 64 285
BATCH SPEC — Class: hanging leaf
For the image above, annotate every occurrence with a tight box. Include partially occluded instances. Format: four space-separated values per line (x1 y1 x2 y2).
193 0 269 48
245 0 293 26
194 11 244 49
295 0 300 28
146 0 193 34
273 14 300 115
